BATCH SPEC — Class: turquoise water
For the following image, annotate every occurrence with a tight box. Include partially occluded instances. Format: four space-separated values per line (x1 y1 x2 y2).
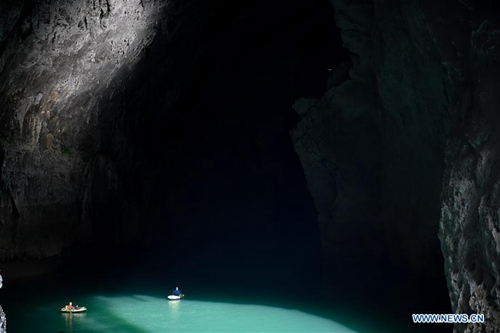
0 263 448 333
3 292 360 332
28 296 358 333
3 288 364 333
0 271 388 333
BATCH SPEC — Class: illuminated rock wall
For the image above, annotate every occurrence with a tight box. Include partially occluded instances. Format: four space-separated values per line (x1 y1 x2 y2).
0 272 4 333
0 306 5 333
0 0 167 259
3 1 500 331
0 0 333 265
430 2 500 332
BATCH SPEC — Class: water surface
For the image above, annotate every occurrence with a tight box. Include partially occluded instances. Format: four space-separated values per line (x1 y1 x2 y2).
0 262 448 333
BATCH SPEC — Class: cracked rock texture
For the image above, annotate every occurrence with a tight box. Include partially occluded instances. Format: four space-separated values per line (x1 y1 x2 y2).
0 306 4 333
0 0 167 259
432 2 500 332
0 273 3 333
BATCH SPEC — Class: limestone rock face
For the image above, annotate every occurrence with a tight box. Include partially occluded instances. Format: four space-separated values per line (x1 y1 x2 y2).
292 0 500 332
430 2 500 333
0 273 4 333
292 0 448 275
4 1 500 331
0 0 334 270
0 306 5 333
0 274 3 333
0 0 166 259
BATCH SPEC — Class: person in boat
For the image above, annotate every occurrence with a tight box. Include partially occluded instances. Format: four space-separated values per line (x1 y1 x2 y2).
173 287 181 296
67 302 74 310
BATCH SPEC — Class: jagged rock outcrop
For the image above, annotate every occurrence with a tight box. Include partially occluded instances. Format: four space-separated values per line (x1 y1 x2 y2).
5 0 500 331
292 0 500 332
0 306 5 333
0 0 335 278
0 0 167 259
0 273 4 333
428 2 500 333
292 0 448 276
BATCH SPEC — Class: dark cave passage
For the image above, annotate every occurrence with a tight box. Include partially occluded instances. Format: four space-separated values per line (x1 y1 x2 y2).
0 0 467 332
98 1 451 331
38 0 353 293
128 0 348 290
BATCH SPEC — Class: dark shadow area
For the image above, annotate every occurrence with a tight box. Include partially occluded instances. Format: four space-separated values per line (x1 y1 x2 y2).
0 0 452 332
76 0 346 293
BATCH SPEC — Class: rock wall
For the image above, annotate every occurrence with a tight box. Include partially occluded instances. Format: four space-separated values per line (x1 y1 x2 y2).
0 0 167 259
0 0 337 274
292 0 448 277
292 0 500 332
0 306 5 333
4 0 500 331
429 1 500 332
0 272 4 333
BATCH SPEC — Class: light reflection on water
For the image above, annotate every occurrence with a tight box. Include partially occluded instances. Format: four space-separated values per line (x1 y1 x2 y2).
26 294 361 333
2 273 393 333
61 312 86 330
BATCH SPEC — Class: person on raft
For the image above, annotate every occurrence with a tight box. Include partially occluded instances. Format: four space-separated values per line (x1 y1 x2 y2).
173 287 181 296
66 302 74 310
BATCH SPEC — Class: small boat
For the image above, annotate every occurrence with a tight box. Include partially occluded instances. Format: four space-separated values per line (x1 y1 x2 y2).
167 294 185 300
61 306 87 313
